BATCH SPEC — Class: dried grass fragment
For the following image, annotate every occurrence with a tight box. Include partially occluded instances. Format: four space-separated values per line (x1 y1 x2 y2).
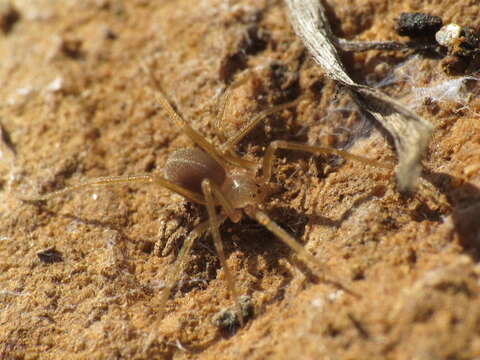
284 0 433 191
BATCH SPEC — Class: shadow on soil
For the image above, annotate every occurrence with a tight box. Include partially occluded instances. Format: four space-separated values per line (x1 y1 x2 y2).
422 169 480 258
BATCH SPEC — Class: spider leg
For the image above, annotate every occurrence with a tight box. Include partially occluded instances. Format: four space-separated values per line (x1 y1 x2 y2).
219 98 301 152
261 140 394 183
20 174 206 205
214 88 231 144
245 206 360 297
142 63 253 170
147 217 221 350
214 72 251 142
213 82 254 168
156 218 211 320
202 179 244 326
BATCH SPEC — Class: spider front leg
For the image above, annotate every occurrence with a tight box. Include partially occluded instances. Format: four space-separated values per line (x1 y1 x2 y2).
19 174 155 202
147 218 212 350
244 206 359 297
156 219 211 320
219 99 302 154
261 140 394 183
19 174 206 205
201 179 244 326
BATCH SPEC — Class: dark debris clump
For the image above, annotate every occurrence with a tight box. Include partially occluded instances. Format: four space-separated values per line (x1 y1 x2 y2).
212 295 254 335
0 2 20 34
37 247 64 264
396 13 443 38
395 12 480 75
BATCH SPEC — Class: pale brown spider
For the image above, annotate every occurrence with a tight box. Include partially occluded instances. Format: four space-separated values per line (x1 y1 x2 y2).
23 66 392 326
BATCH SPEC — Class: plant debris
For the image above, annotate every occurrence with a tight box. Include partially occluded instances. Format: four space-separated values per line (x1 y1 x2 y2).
284 0 433 191
393 12 480 75
436 23 480 75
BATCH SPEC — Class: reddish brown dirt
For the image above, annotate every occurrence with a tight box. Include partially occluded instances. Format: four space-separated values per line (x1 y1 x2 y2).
1 1 480 359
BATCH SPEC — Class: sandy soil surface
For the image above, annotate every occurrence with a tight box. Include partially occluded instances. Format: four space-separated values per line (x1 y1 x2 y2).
1 0 480 359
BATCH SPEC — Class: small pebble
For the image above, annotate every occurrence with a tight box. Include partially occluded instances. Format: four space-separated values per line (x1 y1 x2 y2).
435 23 462 47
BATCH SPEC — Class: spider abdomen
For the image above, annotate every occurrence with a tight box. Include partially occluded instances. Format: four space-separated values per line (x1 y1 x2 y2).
165 148 226 194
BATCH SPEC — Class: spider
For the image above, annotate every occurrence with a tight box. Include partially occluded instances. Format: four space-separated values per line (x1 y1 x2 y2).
23 65 392 326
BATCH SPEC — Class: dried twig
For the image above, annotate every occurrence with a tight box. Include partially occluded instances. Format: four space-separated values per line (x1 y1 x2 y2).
284 0 433 191
336 38 436 52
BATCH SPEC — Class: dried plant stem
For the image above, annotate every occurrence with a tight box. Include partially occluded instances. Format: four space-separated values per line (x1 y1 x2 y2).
284 0 433 191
